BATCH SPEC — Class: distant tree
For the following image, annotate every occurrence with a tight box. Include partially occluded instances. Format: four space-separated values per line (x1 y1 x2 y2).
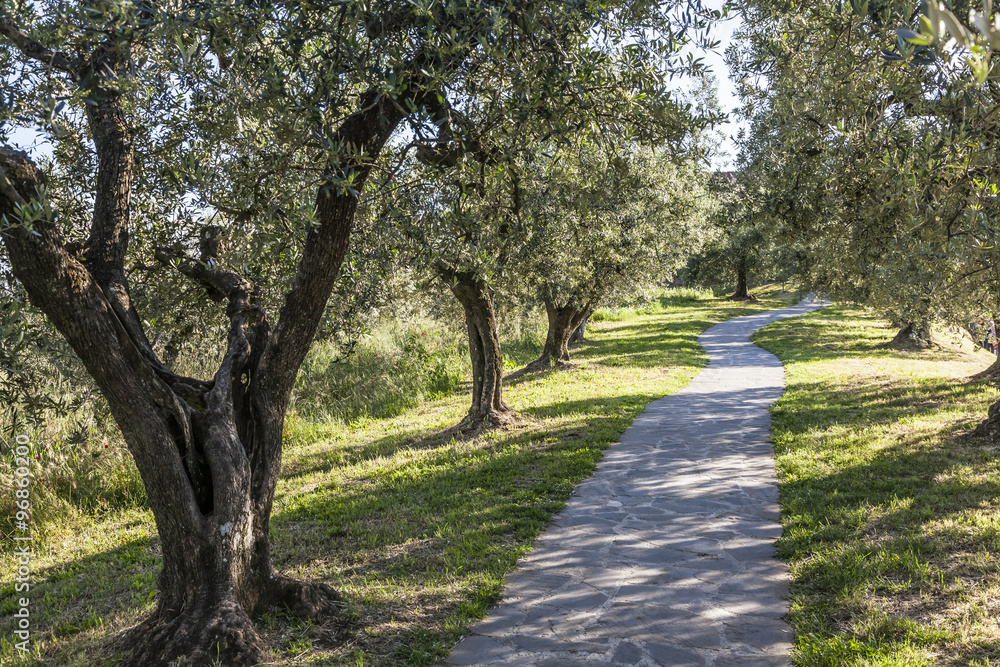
684 171 775 300
386 152 528 424
521 142 713 368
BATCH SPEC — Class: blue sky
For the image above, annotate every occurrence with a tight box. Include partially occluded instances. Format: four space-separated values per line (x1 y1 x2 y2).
698 4 744 170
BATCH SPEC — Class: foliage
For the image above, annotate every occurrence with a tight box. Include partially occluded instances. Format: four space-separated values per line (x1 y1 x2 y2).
518 139 716 313
0 289 96 434
291 314 545 424
683 172 762 293
728 0 1000 329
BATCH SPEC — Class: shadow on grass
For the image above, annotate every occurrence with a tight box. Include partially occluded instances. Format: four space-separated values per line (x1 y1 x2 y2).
754 305 1000 665
0 534 159 664
2 297 799 666
771 378 987 436
275 409 639 537
268 416 631 664
777 426 1000 664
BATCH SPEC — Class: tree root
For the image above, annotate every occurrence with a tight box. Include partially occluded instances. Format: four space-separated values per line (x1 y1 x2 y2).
119 597 264 667
517 348 585 375
269 574 343 621
456 407 535 434
727 293 758 302
114 577 342 666
520 356 572 374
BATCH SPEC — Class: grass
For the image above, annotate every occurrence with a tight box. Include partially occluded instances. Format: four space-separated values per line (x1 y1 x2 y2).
753 306 1000 667
0 285 798 666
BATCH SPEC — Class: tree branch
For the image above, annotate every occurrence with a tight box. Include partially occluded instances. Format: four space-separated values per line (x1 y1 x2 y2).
155 227 256 311
0 14 81 74
0 146 205 531
0 156 28 209
259 79 442 405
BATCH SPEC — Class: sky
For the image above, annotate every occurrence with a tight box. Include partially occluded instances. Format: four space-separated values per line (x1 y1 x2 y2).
696 6 746 171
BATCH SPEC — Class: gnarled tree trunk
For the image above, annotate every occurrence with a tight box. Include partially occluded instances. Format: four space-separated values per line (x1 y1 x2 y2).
527 296 594 369
729 262 755 301
882 320 934 350
436 265 510 423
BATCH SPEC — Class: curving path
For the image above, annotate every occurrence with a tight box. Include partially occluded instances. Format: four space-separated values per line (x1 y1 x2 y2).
440 297 828 667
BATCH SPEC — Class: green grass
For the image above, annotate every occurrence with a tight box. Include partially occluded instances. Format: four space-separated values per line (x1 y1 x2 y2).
0 286 797 666
753 306 1000 667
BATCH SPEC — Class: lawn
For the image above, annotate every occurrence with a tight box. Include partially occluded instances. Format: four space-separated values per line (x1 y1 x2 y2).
0 287 797 666
754 307 1000 667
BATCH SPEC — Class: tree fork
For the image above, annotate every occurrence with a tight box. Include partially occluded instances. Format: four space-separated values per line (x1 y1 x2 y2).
0 145 346 665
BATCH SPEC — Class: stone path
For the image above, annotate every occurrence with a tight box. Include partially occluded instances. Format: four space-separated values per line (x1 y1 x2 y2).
440 297 827 667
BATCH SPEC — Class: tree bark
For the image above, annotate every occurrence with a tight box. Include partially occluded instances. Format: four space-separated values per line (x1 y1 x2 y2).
528 297 593 369
882 320 934 350
0 148 342 667
973 397 1000 441
729 261 755 301
436 265 510 423
570 314 589 344
119 84 417 663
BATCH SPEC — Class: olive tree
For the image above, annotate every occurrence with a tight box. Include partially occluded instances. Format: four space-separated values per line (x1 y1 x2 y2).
520 141 714 368
381 36 716 421
729 0 1000 426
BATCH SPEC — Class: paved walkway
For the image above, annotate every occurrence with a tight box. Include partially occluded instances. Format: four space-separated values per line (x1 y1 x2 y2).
440 298 828 667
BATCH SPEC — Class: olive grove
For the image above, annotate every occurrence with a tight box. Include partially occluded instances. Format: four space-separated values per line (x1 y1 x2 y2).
0 0 723 662
726 0 1000 430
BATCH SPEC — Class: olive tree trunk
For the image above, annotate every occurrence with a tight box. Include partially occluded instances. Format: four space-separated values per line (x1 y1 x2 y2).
436 265 510 423
729 262 754 301
883 320 934 350
527 297 595 369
